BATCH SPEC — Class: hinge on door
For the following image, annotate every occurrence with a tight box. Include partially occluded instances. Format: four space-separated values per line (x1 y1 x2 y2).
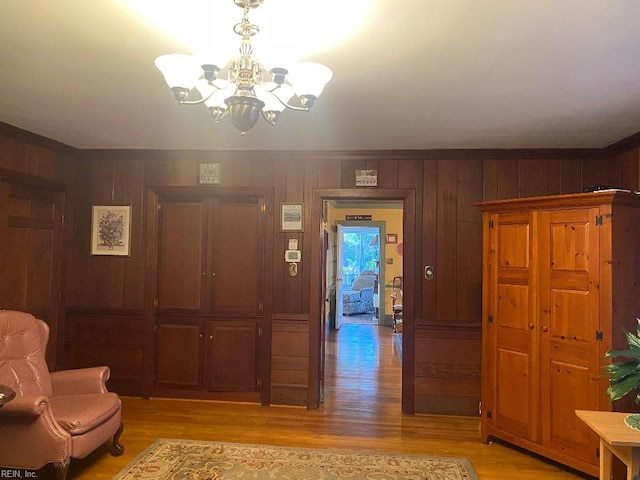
258 300 263 313
260 199 267 214
488 314 494 324
596 331 604 341
153 298 159 308
487 409 492 419
595 215 603 226
488 220 494 229
258 325 263 338
157 203 161 212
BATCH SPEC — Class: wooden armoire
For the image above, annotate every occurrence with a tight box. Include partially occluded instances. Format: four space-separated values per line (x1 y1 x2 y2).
477 191 640 477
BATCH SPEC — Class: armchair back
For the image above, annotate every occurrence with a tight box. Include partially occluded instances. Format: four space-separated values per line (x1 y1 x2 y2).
0 310 53 397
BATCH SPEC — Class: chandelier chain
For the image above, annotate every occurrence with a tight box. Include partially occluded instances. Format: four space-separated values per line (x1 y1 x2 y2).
234 5 259 38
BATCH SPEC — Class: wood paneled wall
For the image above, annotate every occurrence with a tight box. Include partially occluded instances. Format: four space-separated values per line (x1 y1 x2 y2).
2 121 640 414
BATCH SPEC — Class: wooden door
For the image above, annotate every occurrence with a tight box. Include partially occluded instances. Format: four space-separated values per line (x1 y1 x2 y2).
209 197 265 316
485 211 540 443
538 207 600 465
156 199 206 312
155 318 203 389
206 320 259 391
0 175 65 368
335 223 345 329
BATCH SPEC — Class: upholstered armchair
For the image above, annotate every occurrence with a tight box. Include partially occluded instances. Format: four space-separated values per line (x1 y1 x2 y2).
0 310 124 480
342 275 375 315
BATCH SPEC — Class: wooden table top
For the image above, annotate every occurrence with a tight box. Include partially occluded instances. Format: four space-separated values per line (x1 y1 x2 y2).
576 410 640 447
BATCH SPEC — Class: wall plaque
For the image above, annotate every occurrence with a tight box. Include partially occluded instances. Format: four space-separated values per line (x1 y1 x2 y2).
355 169 378 186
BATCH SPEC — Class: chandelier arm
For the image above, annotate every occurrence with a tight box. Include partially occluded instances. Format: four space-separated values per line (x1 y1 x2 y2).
177 84 223 106
264 85 310 112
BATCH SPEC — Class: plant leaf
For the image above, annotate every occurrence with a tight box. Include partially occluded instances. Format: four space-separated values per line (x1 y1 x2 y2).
625 329 640 349
602 361 640 380
607 372 640 401
605 347 640 362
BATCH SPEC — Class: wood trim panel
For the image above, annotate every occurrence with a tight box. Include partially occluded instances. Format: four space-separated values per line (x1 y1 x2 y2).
271 313 309 406
414 323 482 416
64 309 144 396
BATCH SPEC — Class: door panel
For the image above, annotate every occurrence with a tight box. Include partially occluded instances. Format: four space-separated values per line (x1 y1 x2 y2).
156 201 206 311
0 180 64 368
206 321 259 391
156 319 203 388
210 198 264 316
335 224 345 328
491 212 539 443
539 208 600 464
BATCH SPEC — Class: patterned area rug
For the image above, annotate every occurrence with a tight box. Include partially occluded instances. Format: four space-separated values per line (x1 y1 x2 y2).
113 439 479 479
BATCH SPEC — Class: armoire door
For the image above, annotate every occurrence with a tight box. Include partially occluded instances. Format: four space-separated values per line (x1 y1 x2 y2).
538 207 600 465
485 211 540 443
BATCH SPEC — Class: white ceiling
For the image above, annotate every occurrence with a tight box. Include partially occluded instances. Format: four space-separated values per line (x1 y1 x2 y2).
1 0 640 151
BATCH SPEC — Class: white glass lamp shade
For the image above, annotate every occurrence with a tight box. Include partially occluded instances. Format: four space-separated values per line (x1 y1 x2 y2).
287 62 333 97
154 54 202 90
203 83 237 109
255 84 295 113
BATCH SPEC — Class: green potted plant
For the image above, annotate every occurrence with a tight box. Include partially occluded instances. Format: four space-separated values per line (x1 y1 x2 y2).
603 320 640 429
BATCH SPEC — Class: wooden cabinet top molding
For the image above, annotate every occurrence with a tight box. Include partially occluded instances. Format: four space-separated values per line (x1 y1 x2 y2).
475 190 640 212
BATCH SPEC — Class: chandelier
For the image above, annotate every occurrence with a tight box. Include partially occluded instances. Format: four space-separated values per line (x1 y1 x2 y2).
154 0 333 135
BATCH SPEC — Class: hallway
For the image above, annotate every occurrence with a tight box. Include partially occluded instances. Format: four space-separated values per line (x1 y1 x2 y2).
323 323 402 417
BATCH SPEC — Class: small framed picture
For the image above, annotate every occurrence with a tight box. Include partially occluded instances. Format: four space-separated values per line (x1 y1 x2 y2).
386 233 398 244
281 203 304 232
90 205 131 256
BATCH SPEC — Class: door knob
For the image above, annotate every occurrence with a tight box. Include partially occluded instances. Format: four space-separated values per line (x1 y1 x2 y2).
424 265 434 280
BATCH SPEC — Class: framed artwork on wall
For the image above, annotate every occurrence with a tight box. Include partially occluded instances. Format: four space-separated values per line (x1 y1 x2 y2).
281 203 304 232
90 205 131 256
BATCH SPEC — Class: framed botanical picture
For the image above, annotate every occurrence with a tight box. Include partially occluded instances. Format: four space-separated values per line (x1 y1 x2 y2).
281 203 304 232
90 205 132 256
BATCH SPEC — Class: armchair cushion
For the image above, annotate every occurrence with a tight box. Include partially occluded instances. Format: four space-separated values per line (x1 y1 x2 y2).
50 393 121 435
342 275 376 315
343 291 363 304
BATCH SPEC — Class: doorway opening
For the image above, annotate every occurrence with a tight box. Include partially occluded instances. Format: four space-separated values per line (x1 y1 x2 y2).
335 223 383 328
322 199 404 412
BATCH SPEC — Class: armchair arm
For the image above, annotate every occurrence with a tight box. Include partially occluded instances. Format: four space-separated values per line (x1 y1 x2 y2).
51 366 111 395
0 394 50 416
0 395 71 470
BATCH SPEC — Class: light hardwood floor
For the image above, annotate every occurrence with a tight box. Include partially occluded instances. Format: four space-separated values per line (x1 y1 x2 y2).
66 324 594 479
